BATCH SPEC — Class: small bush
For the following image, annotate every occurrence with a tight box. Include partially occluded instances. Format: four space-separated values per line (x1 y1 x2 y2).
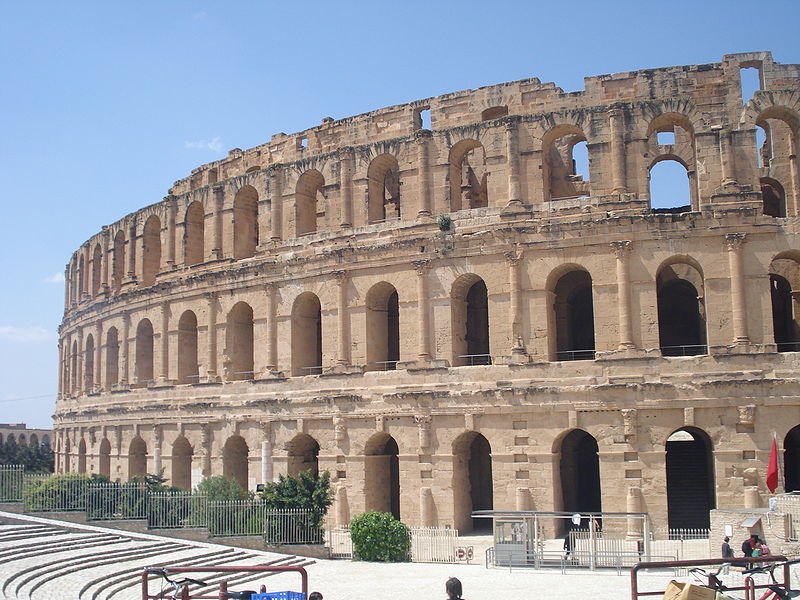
195 475 249 501
437 214 452 232
349 511 410 562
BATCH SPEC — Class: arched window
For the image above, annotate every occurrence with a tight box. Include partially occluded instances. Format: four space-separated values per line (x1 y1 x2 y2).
666 428 715 529
365 433 400 520
71 340 79 394
367 155 401 223
184 201 205 266
91 244 102 296
171 436 193 490
542 126 590 201
365 282 400 371
449 140 488 211
657 261 707 356
291 292 322 376
296 170 325 236
649 158 692 213
84 334 95 392
287 433 320 478
29 434 38 447
769 255 800 352
223 435 249 490
481 106 508 121
226 302 254 381
233 186 258 259
129 436 147 479
112 230 125 292
178 311 199 383
142 215 161 286
762 177 786 217
105 327 119 386
452 432 493 533
557 430 601 527
78 438 87 473
135 319 154 385
78 254 86 298
755 108 798 216
451 275 491 366
551 268 595 361
99 438 111 477
646 113 697 212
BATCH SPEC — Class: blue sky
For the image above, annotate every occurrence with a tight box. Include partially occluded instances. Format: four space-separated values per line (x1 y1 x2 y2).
0 1 797 429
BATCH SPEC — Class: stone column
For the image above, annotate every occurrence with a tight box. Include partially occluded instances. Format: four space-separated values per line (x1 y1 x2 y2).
205 292 218 381
166 197 176 268
152 425 162 476
420 487 435 527
725 233 750 344
57 339 64 400
339 148 353 228
127 222 137 281
270 169 283 241
160 301 170 381
416 131 432 218
789 138 800 217
335 486 350 527
101 229 110 290
515 487 533 511
260 422 273 483
611 241 635 349
505 120 522 204
335 271 350 365
626 487 643 538
95 322 103 391
64 265 70 307
120 312 130 385
265 283 278 371
609 105 628 194
413 260 432 360
77 329 84 395
212 185 224 259
200 424 212 479
504 251 526 354
719 128 737 185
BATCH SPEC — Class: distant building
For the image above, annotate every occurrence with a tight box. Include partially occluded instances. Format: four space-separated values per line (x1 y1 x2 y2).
0 424 52 448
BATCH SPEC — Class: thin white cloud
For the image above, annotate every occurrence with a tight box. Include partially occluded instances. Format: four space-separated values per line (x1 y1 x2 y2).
0 326 54 343
191 10 207 20
44 272 65 284
184 137 223 153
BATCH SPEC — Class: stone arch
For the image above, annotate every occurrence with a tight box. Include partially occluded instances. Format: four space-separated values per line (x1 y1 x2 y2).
296 170 325 236
105 327 119 387
184 201 205 266
656 258 707 356
112 230 125 292
287 433 320 478
99 438 111 477
784 425 800 492
365 282 400 371
77 438 87 473
91 244 102 296
291 292 322 376
367 154 401 223
449 139 488 211
665 427 715 529
128 436 147 479
364 432 400 519
171 436 193 490
178 310 199 383
769 253 800 352
84 334 95 392
222 434 249 490
233 186 259 259
542 124 590 201
451 273 490 366
142 214 161 287
135 319 154 384
452 431 493 533
42 434 50 447
554 429 601 528
29 433 38 447
642 98 708 138
548 266 595 361
481 106 508 121
226 302 254 381
761 177 786 217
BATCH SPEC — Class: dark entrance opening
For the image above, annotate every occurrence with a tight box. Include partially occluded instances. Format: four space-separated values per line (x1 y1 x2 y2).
771 274 798 352
784 426 800 492
365 433 400 520
666 428 715 529
554 271 595 361
469 434 493 530
387 291 399 366
465 280 490 365
560 429 601 529
658 279 706 356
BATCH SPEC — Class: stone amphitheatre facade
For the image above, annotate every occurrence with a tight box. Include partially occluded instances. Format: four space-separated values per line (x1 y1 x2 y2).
55 51 800 534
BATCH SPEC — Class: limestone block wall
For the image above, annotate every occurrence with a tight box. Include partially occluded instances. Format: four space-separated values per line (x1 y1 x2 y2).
54 52 800 533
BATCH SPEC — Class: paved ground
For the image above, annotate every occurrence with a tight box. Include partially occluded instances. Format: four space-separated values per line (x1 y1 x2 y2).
0 511 762 600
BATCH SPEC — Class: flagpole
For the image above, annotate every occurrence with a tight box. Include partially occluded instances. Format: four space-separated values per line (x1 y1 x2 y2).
775 431 783 494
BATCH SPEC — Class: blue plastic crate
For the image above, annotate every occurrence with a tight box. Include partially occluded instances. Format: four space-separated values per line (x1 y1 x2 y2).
251 592 305 600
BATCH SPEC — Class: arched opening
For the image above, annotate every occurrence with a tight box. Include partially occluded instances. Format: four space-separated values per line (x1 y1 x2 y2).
666 428 715 529
558 430 601 526
291 292 322 376
649 158 692 213
129 436 147 479
18 434 26 447
42 434 50 447
364 433 400 520
657 261 707 356
78 255 86 298
551 269 595 361
233 186 258 259
452 432 493 533
112 230 125 292
207 169 218 184
142 215 161 286
451 275 491 366
481 106 508 121
29 434 38 447
77 438 87 473
287 433 320 478
226 302 254 380
449 140 488 211
365 282 400 371
771 274 799 352
367 154 401 223
184 201 205 266
646 113 697 212
105 327 119 386
71 340 78 394
222 435 249 490
99 438 111 477
784 426 800 492
135 319 154 384
296 170 325 236
171 436 193 490
178 311 199 383
543 126 590 201
762 178 786 218
84 334 95 392
91 244 102 296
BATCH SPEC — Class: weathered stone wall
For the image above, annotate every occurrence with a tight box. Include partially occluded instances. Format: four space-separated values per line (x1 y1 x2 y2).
54 52 800 532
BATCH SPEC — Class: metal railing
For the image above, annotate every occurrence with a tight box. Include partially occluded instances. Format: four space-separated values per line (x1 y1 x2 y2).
0 465 24 501
148 491 209 529
326 525 459 563
457 353 492 366
370 360 400 371
85 483 148 520
660 344 708 357
300 365 323 375
207 501 323 544
554 349 596 361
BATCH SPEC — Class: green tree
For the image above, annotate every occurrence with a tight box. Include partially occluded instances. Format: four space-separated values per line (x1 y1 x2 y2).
260 470 332 522
349 511 411 562
195 475 250 500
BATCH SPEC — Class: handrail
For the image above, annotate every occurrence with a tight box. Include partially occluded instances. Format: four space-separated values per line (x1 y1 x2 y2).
141 565 308 600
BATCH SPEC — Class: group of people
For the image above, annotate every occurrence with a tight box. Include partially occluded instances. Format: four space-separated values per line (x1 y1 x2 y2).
300 577 465 599
721 534 771 558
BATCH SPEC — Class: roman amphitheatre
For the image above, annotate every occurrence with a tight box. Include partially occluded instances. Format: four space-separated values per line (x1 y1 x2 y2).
55 50 800 534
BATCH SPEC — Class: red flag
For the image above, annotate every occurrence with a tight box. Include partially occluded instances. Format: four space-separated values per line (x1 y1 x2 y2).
766 437 779 493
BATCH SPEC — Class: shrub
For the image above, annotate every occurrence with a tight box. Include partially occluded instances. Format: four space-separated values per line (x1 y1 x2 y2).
23 472 93 511
195 475 249 501
259 470 332 544
437 214 452 232
349 511 410 562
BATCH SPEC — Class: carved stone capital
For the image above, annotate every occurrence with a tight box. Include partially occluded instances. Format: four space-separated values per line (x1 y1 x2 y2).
725 233 747 251
503 250 522 265
610 240 632 258
412 260 430 275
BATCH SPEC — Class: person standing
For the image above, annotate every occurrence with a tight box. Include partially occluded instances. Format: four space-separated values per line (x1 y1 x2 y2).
446 577 464 600
721 536 734 558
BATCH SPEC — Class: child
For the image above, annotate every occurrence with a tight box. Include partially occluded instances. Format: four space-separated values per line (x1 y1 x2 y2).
446 577 464 600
